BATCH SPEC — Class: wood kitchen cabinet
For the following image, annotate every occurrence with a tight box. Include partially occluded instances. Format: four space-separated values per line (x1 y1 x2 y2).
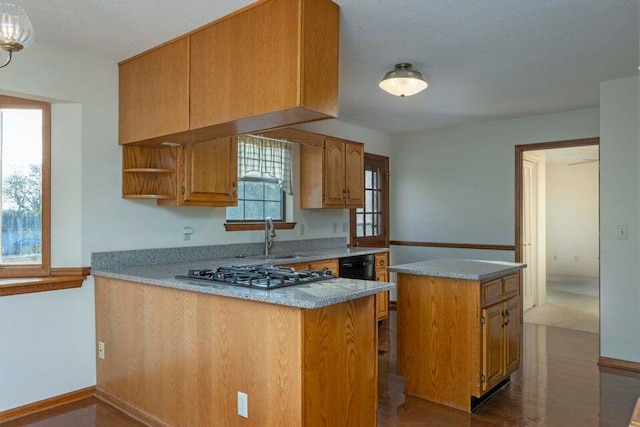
282 259 339 277
300 136 364 209
95 276 377 426
124 137 238 207
396 271 522 412
118 0 339 146
119 37 190 146
375 253 389 321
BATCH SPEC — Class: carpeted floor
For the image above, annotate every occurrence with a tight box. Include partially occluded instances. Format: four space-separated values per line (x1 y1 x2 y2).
523 275 599 333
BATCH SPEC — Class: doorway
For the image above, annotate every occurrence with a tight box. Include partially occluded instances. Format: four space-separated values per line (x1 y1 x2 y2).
350 153 389 248
515 138 600 333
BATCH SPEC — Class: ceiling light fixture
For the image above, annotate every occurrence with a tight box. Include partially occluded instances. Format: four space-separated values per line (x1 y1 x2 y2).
0 2 34 68
379 63 428 97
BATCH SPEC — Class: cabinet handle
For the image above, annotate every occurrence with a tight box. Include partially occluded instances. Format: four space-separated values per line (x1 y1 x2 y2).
503 310 511 326
232 182 237 196
347 190 351 200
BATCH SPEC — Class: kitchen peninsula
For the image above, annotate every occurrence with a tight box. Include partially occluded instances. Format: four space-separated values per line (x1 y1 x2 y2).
387 258 526 412
92 245 393 426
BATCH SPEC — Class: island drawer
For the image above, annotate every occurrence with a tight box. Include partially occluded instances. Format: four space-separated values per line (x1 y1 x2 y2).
502 274 519 296
481 274 520 305
481 279 503 304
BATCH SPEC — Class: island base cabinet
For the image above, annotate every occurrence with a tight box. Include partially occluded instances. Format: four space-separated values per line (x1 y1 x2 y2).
396 272 521 412
95 277 377 426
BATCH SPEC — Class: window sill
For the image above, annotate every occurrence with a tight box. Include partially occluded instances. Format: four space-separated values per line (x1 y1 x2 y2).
0 267 90 297
225 222 297 232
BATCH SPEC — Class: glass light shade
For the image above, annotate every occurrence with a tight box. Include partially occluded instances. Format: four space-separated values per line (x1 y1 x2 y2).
379 63 428 97
0 3 34 52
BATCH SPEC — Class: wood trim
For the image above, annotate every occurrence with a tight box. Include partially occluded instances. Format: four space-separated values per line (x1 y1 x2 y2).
390 240 515 251
351 153 390 248
0 274 88 297
598 357 640 373
51 267 91 277
0 386 95 423
514 137 599 263
95 387 171 427
259 127 325 147
224 221 297 231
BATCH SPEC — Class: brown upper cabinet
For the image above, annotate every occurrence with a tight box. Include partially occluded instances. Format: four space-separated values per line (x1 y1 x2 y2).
123 137 238 207
118 0 340 146
300 136 364 209
259 127 365 209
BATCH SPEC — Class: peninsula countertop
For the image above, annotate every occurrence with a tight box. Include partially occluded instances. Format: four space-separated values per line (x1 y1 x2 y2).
91 247 394 309
387 258 526 281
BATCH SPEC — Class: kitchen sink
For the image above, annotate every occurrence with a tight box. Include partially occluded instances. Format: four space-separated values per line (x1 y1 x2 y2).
270 254 302 259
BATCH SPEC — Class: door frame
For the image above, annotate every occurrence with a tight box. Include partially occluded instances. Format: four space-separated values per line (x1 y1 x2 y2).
514 137 599 263
350 152 390 248
522 152 540 310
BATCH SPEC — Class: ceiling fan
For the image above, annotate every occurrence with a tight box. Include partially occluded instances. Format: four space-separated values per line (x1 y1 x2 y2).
569 158 599 166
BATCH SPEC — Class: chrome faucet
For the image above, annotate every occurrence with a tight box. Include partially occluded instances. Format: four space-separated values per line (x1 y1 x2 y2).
265 217 276 257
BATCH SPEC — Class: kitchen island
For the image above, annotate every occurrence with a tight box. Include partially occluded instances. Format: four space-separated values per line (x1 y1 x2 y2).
387 258 526 412
92 257 393 426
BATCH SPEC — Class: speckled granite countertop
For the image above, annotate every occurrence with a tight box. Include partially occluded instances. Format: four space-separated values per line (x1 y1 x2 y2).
91 247 393 309
387 259 526 281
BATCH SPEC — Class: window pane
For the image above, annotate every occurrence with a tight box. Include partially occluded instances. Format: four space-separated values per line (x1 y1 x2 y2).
264 202 282 220
356 213 364 237
244 201 264 220
1 109 43 265
264 182 282 201
244 181 263 200
365 190 372 212
365 168 372 188
226 201 244 220
236 181 245 198
365 214 373 236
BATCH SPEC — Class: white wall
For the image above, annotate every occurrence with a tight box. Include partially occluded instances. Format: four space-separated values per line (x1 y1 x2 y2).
599 76 640 362
0 42 112 412
0 44 392 411
389 108 600 265
546 162 599 277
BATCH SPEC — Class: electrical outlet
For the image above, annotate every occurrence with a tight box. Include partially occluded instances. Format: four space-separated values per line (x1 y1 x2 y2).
342 222 349 233
300 224 305 235
237 391 248 418
183 226 195 241
333 223 338 233
617 225 628 240
98 341 105 360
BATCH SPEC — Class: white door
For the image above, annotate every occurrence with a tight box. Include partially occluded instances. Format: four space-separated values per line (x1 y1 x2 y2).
522 158 537 311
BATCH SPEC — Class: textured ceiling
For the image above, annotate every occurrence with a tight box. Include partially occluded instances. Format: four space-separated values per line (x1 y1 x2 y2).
16 0 639 135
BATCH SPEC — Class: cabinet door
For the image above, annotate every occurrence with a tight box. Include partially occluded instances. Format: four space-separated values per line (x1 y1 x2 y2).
504 296 520 374
375 265 389 321
119 37 189 145
181 137 238 206
482 302 505 392
345 142 364 208
376 291 389 321
323 138 346 207
189 0 300 131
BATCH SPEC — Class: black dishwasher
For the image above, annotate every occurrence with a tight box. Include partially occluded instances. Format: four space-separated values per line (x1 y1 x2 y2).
338 254 375 280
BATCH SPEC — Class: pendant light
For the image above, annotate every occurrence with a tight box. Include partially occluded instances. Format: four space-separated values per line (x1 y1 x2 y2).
379 63 428 97
0 2 34 68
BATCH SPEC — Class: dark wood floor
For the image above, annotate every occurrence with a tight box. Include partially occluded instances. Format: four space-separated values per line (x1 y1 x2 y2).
4 311 640 426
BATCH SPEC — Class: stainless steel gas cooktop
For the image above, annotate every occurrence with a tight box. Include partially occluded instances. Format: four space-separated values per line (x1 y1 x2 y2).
176 265 334 289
